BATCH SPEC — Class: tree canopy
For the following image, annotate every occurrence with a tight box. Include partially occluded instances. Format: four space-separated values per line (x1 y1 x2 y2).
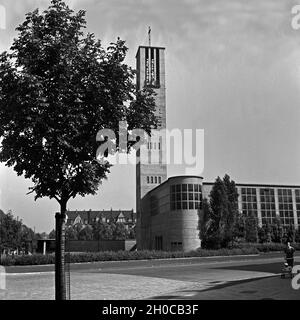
0 0 158 212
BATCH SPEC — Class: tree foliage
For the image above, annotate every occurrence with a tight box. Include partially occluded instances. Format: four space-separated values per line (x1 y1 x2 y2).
244 213 258 243
61 220 133 241
49 229 56 239
113 222 127 240
0 210 36 252
233 211 246 240
200 175 239 248
271 217 284 243
78 226 93 241
92 221 115 240
0 0 158 213
198 198 211 243
223 174 239 244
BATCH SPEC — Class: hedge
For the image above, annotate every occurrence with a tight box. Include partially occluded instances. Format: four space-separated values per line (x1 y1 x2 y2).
235 242 300 253
2 242 298 266
0 247 259 266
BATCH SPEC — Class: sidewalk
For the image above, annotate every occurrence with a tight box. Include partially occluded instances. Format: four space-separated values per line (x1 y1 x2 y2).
0 265 277 300
0 272 201 300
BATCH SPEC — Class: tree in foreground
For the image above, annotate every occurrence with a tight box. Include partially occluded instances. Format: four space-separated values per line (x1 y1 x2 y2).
0 0 157 299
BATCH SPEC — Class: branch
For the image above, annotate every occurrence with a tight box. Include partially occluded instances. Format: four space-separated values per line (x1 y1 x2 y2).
53 195 61 204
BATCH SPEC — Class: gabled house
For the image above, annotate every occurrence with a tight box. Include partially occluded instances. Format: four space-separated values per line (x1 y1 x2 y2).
66 209 136 230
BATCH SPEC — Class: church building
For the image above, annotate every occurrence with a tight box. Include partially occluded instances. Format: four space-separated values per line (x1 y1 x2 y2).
135 43 300 252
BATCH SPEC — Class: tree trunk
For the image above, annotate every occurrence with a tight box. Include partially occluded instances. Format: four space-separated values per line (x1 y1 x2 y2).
55 202 67 300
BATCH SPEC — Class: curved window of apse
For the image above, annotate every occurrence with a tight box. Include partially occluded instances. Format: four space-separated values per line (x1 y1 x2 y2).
170 184 202 211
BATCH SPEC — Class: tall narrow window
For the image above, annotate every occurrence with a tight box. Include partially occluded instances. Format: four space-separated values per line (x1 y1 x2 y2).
151 176 153 184
145 48 150 85
156 49 160 87
147 176 150 184
155 176 157 184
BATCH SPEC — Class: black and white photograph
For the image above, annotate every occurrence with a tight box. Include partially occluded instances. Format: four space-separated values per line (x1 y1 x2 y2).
0 0 300 311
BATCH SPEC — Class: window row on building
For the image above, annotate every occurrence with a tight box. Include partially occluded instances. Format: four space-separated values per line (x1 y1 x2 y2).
278 188 293 226
170 184 202 211
241 187 258 217
147 176 162 184
261 189 276 225
240 187 300 227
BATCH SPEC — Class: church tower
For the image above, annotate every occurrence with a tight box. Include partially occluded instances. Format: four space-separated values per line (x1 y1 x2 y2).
136 46 167 248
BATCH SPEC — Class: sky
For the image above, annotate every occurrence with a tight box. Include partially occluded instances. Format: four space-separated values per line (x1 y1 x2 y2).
0 0 300 232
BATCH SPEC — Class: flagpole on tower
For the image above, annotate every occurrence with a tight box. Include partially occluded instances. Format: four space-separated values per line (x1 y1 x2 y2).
148 26 151 47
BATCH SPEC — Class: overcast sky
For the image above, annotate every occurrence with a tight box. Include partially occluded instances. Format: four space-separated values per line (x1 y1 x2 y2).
0 0 300 232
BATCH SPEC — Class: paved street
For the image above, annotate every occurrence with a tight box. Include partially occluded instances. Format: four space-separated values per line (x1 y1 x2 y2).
0 253 299 300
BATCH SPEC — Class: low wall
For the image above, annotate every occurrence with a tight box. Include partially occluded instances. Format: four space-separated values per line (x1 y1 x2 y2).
66 240 125 252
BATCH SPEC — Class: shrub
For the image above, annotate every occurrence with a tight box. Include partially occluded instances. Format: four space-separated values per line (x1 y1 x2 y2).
7 242 300 266
0 247 260 266
232 242 300 253
0 253 55 266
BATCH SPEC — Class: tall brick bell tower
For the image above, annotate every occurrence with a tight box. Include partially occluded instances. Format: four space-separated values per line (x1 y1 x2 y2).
136 45 167 249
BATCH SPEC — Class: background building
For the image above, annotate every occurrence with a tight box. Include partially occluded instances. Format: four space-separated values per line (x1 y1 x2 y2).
66 209 136 230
